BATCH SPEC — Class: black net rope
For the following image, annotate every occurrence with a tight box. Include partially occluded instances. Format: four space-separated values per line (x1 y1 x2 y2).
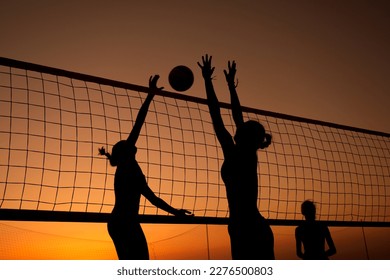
0 58 389 223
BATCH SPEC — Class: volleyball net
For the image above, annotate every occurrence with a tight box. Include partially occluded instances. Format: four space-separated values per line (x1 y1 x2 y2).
0 57 389 226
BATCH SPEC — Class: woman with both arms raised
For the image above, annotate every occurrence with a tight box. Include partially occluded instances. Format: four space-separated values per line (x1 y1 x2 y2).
198 55 274 259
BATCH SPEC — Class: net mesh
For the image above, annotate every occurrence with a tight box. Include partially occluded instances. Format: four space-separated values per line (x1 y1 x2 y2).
0 58 389 223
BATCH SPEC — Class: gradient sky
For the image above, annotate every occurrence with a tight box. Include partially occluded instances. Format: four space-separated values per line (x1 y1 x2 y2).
0 0 389 259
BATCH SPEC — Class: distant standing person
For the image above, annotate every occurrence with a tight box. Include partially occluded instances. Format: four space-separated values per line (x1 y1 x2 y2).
99 75 192 260
198 54 274 260
295 200 336 260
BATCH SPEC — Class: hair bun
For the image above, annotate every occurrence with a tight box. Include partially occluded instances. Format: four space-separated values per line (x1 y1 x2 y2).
260 133 272 149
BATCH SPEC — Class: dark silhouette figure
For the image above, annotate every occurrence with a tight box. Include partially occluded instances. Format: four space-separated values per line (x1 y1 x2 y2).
99 75 191 260
198 55 274 260
295 200 336 260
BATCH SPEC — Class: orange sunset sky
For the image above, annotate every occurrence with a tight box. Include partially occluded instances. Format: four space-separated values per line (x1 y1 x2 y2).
1 0 390 259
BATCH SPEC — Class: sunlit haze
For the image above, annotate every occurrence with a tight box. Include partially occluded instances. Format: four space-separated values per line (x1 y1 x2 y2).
0 1 389 259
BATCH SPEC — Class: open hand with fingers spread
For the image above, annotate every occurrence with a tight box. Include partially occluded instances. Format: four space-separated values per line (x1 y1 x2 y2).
148 75 164 94
197 54 215 80
224 60 237 87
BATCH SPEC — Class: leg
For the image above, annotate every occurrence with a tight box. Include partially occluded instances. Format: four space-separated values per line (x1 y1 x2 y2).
228 223 249 260
253 216 275 260
108 220 149 260
228 217 275 260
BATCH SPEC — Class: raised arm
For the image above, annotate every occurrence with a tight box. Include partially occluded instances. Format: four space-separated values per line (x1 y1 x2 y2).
224 60 244 128
198 55 234 153
127 75 162 146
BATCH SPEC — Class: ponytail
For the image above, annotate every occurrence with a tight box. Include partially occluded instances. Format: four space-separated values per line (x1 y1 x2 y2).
98 146 115 166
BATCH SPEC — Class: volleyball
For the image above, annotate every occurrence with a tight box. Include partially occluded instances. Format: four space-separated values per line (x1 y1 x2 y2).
168 65 194 92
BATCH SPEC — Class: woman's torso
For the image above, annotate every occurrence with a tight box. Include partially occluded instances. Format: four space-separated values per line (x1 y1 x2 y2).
221 147 260 221
111 159 146 219
298 222 328 259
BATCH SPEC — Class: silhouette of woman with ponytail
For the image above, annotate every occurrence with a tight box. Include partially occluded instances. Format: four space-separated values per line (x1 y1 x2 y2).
198 55 274 259
99 75 191 260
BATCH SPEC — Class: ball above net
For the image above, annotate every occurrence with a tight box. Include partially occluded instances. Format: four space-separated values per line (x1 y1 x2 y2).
168 65 194 92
